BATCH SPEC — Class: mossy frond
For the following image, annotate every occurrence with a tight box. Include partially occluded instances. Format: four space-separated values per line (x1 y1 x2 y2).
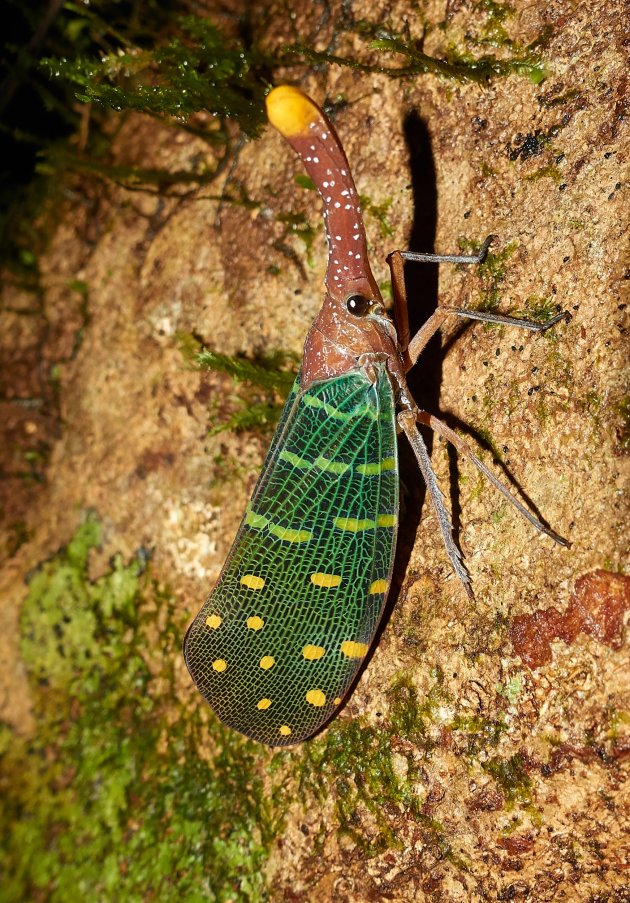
43 16 268 137
288 16 548 86
198 349 297 393
198 349 298 436
209 399 286 436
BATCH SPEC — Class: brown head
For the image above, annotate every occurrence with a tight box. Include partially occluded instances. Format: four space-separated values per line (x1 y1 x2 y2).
266 86 401 386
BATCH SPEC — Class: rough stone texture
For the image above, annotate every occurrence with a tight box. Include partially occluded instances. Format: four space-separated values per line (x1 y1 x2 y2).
0 0 627 900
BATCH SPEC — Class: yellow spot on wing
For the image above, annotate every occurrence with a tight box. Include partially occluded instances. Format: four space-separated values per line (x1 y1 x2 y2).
246 506 311 543
280 449 349 476
369 579 388 595
357 457 396 476
333 517 376 532
279 449 309 469
310 572 342 588
259 655 275 670
334 696 342 705
205 614 222 629
246 616 264 631
240 574 265 590
377 514 396 528
302 644 326 660
268 524 313 543
315 456 349 475
245 509 268 530
257 698 272 710
212 659 227 672
302 394 351 420
279 724 292 736
266 86 320 138
340 641 369 658
306 689 326 707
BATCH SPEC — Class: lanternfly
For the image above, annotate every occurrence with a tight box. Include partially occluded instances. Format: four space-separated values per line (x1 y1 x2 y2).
183 86 569 746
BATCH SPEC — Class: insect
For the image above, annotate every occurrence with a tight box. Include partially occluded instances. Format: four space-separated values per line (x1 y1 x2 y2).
184 86 569 747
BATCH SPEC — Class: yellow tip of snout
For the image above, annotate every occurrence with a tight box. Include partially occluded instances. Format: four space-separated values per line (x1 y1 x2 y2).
266 85 320 138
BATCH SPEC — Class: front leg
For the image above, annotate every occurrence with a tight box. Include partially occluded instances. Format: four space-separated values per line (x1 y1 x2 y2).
387 239 569 369
387 236 493 364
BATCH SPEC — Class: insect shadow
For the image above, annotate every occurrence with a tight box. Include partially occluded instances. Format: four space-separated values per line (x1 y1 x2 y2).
321 111 563 741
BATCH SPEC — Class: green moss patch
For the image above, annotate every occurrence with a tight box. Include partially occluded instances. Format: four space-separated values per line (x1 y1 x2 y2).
1 515 278 902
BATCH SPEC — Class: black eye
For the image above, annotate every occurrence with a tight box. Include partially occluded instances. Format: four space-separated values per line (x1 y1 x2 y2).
346 294 371 316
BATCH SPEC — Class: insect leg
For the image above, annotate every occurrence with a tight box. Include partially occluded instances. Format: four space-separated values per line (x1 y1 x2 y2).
387 236 493 368
387 240 569 369
438 307 570 333
398 410 473 598
388 249 411 356
406 306 569 368
397 234 494 266
416 410 570 547
388 250 451 370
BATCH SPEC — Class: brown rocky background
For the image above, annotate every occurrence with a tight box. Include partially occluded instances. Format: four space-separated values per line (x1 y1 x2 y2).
1 0 628 900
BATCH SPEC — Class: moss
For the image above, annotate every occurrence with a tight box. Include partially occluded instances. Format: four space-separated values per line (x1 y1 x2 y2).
291 673 469 860
209 400 288 436
518 294 561 323
45 149 233 195
197 349 297 394
449 715 507 755
490 507 507 525
297 720 414 854
471 0 515 47
538 88 582 108
1 514 279 902
606 706 630 742
19 446 49 483
197 348 298 436
359 194 394 240
45 16 268 138
497 673 524 704
176 330 204 365
5 520 31 559
613 395 630 453
275 212 319 267
466 421 506 461
379 279 393 300
389 673 438 742
525 164 562 183
294 173 315 191
461 239 517 313
577 390 605 437
294 16 547 85
4 4 552 279
482 753 532 807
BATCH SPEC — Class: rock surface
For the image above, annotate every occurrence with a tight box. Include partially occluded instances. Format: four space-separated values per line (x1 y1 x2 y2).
1 0 627 899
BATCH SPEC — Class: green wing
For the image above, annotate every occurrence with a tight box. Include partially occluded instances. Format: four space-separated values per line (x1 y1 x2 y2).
184 363 398 746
